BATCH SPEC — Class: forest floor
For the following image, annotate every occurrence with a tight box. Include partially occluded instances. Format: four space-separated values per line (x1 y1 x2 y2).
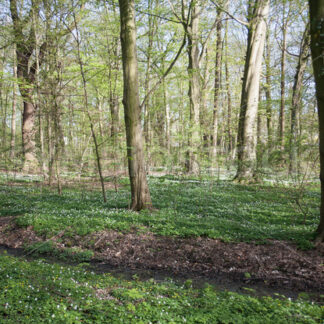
0 216 323 300
0 173 323 322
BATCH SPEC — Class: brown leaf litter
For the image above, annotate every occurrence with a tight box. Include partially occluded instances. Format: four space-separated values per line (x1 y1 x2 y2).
0 216 323 294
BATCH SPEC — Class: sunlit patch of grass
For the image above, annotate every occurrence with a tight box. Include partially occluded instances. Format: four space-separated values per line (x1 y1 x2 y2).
0 177 320 246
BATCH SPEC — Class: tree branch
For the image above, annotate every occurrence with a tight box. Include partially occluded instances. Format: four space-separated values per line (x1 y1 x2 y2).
135 8 181 24
140 34 186 109
209 0 249 27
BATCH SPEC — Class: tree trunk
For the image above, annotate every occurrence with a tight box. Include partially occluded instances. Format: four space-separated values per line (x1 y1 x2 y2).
256 92 266 173
21 93 38 172
200 47 211 154
212 8 223 164
224 18 232 156
119 0 152 210
265 30 272 162
109 38 120 141
235 0 270 182
74 14 107 203
289 24 310 175
10 51 17 160
38 107 47 179
10 0 40 172
0 49 4 151
164 84 171 154
279 3 287 153
308 0 324 242
143 0 155 150
186 1 201 175
47 113 54 185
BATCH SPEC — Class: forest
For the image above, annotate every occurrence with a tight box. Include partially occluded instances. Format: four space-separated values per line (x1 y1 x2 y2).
0 0 323 322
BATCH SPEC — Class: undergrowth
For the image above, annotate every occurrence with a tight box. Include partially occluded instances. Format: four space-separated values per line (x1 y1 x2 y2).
0 176 320 247
25 241 94 263
0 254 322 323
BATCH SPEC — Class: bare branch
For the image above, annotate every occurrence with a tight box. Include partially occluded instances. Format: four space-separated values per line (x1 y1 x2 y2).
140 34 186 109
166 0 182 23
209 0 249 27
135 8 181 24
199 16 218 64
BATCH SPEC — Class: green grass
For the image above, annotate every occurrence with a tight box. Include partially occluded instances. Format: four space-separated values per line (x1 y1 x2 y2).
0 254 322 323
25 241 94 262
0 176 320 247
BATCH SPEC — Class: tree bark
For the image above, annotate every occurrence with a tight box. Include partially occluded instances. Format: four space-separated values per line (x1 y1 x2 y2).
235 0 270 182
308 0 324 242
224 18 232 156
143 0 155 149
265 30 272 161
21 94 38 171
10 0 40 172
10 48 17 160
119 0 152 210
165 98 171 154
279 2 288 153
0 49 4 151
200 47 211 152
186 1 201 174
212 8 223 163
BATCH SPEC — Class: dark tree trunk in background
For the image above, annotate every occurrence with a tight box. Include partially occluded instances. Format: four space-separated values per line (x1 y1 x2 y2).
225 18 233 156
308 0 324 242
0 50 4 150
10 0 41 172
109 38 120 140
212 8 223 164
119 0 152 210
265 30 272 162
74 14 107 203
10 46 17 160
186 0 201 175
279 2 288 154
289 24 310 175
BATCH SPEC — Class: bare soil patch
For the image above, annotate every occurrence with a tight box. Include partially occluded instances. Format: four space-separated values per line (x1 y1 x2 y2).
0 216 323 296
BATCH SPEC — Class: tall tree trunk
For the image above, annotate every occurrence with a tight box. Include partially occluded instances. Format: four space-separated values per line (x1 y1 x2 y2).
212 8 223 164
224 18 232 156
143 0 155 149
308 0 324 242
265 30 272 162
164 83 171 154
200 47 211 153
289 24 310 175
105 0 120 142
235 0 270 182
38 107 47 178
186 1 201 174
96 94 104 138
21 93 38 172
74 14 107 203
10 48 17 160
256 92 266 173
110 95 120 138
119 0 152 210
47 113 54 185
109 38 120 141
10 0 40 172
279 3 288 153
0 49 4 151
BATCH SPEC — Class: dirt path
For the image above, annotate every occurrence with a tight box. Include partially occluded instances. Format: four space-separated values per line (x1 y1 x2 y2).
0 216 323 301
